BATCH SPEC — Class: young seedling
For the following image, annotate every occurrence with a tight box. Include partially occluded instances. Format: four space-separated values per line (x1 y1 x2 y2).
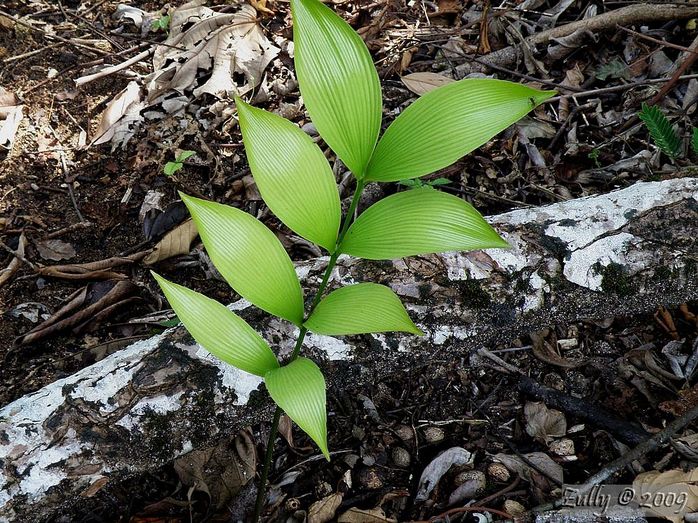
398 177 451 189
163 150 195 176
151 14 171 33
152 0 554 519
638 103 681 159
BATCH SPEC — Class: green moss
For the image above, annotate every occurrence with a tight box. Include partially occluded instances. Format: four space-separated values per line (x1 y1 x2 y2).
596 262 635 296
456 279 492 309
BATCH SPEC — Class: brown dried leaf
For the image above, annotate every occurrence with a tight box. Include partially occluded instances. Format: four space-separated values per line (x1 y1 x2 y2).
524 401 567 444
148 4 279 100
493 452 563 486
173 428 256 510
531 330 585 368
92 81 143 147
0 232 27 288
338 507 397 523
632 469 698 523
401 72 455 96
35 239 76 261
0 87 23 151
308 492 343 523
143 219 198 264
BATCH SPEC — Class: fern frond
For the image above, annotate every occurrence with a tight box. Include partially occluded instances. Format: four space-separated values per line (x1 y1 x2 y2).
692 127 698 155
638 103 681 159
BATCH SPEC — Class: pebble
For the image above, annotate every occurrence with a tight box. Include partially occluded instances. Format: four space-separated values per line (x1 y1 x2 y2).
487 462 511 482
391 447 411 468
549 438 575 456
423 426 445 443
504 499 526 517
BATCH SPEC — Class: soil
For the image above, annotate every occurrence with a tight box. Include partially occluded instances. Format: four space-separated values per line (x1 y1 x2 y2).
1 0 697 521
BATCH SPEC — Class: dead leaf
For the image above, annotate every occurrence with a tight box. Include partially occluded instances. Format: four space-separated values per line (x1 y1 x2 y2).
493 452 563 486
401 72 455 96
92 81 144 148
0 233 27 288
16 280 139 345
37 251 147 280
524 401 567 444
278 414 294 448
174 428 256 510
416 447 474 501
308 492 343 523
632 468 698 523
80 477 109 498
531 330 585 368
35 239 76 261
148 4 279 101
338 507 397 523
144 219 198 264
0 87 23 151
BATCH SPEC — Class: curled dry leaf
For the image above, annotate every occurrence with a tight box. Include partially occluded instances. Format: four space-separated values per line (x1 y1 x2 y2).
92 81 144 148
0 232 27 288
632 468 698 523
337 507 397 523
524 401 567 444
0 88 23 151
147 3 279 101
493 452 563 486
35 239 76 261
174 428 256 510
531 329 585 368
416 447 474 501
401 72 455 96
143 219 199 265
16 280 140 345
308 492 343 523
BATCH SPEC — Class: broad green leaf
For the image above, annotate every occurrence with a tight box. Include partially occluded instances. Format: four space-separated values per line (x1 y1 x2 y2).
237 100 341 251
152 273 279 377
291 0 381 176
304 283 423 336
339 188 508 260
365 79 555 182
265 357 329 459
181 193 304 325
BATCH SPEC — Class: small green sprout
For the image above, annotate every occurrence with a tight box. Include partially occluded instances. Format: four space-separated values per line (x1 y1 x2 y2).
163 150 195 176
638 103 681 159
398 177 451 189
151 14 171 33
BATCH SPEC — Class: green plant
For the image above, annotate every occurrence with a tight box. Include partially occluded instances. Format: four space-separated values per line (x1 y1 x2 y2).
152 0 554 519
638 103 681 159
398 177 450 189
151 14 170 33
163 150 195 176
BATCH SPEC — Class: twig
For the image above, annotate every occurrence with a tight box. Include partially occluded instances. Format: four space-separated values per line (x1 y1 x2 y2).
0 236 35 270
74 48 153 87
0 9 110 56
615 25 698 55
469 4 698 73
649 33 698 106
3 43 62 64
545 73 698 103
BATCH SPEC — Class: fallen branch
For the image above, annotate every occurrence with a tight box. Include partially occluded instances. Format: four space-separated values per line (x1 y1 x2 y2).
1 178 697 520
460 4 698 74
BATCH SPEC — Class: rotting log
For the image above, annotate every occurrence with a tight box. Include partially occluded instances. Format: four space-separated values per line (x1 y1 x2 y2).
1 178 697 521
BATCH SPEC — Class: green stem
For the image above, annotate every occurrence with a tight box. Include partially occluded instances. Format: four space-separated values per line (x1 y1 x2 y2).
252 178 366 522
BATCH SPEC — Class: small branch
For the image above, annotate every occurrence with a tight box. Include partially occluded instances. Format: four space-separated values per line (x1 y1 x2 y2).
74 48 153 87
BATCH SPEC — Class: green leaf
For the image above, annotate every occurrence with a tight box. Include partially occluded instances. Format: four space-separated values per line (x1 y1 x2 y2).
152 272 279 377
265 357 329 459
163 161 181 176
181 193 304 325
176 150 196 162
304 283 423 336
237 100 341 251
291 0 381 176
365 79 555 182
692 127 698 155
638 103 681 159
339 188 508 260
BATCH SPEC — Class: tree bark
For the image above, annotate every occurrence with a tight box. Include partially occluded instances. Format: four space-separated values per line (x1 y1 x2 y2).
1 178 697 520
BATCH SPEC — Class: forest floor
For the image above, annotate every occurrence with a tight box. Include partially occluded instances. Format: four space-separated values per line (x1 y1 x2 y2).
1 0 697 521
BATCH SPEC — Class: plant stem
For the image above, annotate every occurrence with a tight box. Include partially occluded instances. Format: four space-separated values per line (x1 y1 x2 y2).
252 178 366 522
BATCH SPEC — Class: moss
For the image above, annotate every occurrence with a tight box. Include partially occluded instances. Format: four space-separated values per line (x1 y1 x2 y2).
596 262 635 296
140 407 180 461
455 279 492 309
